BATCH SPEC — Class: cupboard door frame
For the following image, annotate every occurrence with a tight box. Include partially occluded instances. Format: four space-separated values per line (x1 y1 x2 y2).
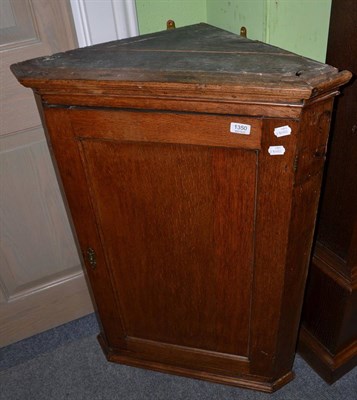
41 98 331 391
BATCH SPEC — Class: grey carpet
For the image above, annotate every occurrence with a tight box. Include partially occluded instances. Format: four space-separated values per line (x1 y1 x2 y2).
0 314 356 400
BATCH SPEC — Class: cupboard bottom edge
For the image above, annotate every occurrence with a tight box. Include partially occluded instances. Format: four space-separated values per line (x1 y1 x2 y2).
97 334 294 393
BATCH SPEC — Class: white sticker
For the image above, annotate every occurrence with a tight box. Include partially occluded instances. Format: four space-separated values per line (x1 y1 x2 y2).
274 125 292 137
230 122 251 135
268 145 286 155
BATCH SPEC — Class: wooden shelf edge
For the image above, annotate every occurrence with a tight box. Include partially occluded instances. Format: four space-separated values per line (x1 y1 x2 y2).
298 326 357 384
313 242 355 290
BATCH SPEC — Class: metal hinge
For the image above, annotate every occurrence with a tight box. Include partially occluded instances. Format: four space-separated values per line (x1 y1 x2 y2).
293 154 299 172
86 247 97 270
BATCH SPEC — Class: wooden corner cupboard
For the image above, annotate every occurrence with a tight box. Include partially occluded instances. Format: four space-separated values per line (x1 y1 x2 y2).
11 24 351 392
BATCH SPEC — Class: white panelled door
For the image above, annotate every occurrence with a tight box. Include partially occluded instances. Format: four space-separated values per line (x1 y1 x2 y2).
0 0 138 346
70 0 139 47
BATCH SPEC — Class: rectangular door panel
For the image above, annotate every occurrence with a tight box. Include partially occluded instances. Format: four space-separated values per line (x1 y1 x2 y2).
80 138 257 357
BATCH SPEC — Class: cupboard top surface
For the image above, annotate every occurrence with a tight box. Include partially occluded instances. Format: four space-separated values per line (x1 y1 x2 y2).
11 24 351 104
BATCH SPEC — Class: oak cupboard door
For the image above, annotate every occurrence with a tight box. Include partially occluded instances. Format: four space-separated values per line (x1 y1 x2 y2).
43 107 259 371
0 0 93 347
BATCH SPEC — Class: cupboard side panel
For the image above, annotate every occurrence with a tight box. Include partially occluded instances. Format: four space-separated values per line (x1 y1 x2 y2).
274 99 334 377
274 172 324 377
42 106 126 348
249 118 299 379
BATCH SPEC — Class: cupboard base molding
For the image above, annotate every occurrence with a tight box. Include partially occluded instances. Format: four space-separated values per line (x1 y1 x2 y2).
98 334 294 393
298 327 357 384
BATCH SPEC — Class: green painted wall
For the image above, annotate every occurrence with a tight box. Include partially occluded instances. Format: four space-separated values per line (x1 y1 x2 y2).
266 0 332 62
135 0 332 62
135 0 207 34
206 0 266 41
206 0 332 62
